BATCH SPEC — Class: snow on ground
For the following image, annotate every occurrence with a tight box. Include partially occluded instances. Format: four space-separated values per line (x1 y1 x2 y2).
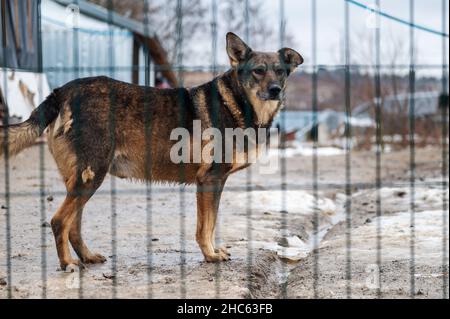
284 186 449 298
231 190 337 216
237 186 448 265
343 186 449 264
285 206 449 299
335 186 448 277
229 190 346 261
321 209 448 264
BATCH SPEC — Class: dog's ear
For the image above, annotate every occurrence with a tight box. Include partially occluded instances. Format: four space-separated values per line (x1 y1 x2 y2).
278 48 304 75
226 32 252 68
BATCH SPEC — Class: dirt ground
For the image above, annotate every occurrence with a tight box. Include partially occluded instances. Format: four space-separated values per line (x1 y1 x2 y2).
0 144 448 299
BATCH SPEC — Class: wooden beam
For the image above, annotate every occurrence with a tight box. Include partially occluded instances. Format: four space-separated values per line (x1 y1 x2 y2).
132 35 140 85
135 34 178 88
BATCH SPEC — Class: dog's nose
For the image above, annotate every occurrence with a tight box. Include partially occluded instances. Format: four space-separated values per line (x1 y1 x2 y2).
268 85 282 99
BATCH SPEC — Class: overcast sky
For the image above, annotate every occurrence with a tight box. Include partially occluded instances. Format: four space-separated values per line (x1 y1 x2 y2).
203 0 449 76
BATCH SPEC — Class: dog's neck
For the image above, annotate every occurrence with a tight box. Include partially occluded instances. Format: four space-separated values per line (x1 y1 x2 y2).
220 70 282 128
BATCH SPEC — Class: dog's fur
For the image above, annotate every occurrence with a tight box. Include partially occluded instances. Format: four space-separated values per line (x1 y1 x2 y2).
0 33 303 270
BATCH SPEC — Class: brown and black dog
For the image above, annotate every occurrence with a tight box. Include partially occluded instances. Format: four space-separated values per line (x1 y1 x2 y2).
0 33 303 271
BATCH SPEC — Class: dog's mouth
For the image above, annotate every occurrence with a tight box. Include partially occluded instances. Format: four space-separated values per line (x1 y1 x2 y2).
257 91 281 102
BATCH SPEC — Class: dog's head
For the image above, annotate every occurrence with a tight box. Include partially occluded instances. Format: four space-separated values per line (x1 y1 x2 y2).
226 32 303 102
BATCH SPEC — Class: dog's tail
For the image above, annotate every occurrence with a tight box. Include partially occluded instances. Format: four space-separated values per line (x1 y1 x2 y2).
0 91 61 157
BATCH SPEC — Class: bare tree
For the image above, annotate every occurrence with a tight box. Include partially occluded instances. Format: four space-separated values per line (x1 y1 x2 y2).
219 0 295 50
349 29 429 150
88 0 295 64
89 0 159 20
89 0 207 63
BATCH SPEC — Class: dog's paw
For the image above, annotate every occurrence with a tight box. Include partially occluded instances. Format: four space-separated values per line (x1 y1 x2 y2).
214 247 231 257
205 250 231 263
82 253 107 265
61 260 86 273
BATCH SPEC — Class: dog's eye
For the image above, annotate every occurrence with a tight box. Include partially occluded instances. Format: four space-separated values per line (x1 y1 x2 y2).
275 68 285 76
253 68 266 76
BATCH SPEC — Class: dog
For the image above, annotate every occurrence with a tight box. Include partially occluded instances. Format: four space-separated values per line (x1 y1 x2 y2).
0 33 303 271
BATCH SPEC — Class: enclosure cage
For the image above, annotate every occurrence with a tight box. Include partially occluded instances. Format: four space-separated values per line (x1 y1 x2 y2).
0 0 449 300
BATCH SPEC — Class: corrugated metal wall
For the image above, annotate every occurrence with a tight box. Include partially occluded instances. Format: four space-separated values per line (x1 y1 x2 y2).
41 0 152 88
0 0 40 71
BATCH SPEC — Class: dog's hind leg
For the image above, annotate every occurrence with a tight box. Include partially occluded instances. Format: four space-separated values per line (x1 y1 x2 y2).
69 204 107 265
196 166 229 262
51 195 84 271
51 165 108 271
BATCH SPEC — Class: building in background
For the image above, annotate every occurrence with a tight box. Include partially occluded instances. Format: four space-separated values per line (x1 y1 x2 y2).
1 0 177 123
42 0 177 89
0 0 50 123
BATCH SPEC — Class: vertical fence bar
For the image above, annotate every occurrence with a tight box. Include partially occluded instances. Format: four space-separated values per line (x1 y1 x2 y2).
106 0 118 299
1 0 12 300
175 0 187 299
344 0 352 299
243 0 254 294
210 0 222 299
37 0 47 300
279 0 288 299
441 0 449 300
311 0 319 299
244 0 250 44
279 0 285 48
71 0 83 299
143 0 154 300
211 0 218 78
374 0 383 299
408 0 416 299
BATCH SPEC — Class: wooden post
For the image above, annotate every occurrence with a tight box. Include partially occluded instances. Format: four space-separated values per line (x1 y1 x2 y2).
132 34 140 85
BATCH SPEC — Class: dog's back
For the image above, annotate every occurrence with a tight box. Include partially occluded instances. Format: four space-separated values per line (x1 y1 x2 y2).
1 76 202 184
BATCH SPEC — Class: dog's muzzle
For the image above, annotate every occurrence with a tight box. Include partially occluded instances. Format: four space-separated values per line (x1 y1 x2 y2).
258 85 282 102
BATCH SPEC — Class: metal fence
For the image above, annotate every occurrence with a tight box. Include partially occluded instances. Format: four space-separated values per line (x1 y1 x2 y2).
1 0 449 299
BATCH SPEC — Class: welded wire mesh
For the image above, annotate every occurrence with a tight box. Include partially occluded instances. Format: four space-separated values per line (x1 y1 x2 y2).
0 0 449 300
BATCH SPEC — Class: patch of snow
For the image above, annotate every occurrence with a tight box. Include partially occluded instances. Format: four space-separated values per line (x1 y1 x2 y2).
262 241 309 262
349 116 375 128
254 187 448 266
237 190 347 263
279 236 307 248
321 209 449 265
232 190 337 216
276 247 309 262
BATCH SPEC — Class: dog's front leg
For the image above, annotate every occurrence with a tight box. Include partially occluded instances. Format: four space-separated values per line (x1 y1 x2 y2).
196 167 230 262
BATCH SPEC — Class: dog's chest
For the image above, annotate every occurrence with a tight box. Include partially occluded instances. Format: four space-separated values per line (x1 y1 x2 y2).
250 98 280 126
